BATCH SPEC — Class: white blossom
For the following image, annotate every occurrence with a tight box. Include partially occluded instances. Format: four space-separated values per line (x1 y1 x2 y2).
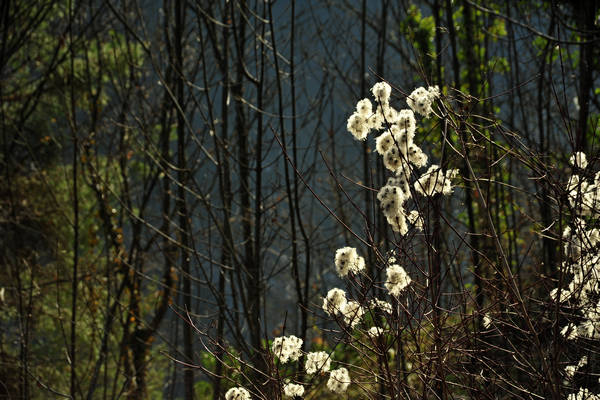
483 313 492 329
334 247 365 277
566 173 600 217
578 317 600 339
558 161 600 349
565 364 577 379
371 81 392 104
323 288 347 316
551 287 572 303
225 387 251 400
367 107 385 130
407 210 424 231
283 383 304 398
341 300 364 328
414 165 459 196
367 326 384 338
347 112 370 141
387 174 411 198
370 298 393 314
375 130 394 155
327 367 351 394
355 98 372 117
378 184 407 221
381 103 399 123
385 264 411 296
271 335 303 364
386 213 408 235
396 109 416 132
567 387 600 400
305 351 331 374
377 184 410 233
392 126 415 155
383 147 403 172
407 144 428 168
570 152 588 169
407 86 439 117
561 323 577 340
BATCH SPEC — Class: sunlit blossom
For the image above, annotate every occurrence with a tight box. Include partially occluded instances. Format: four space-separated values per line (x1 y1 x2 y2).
327 367 351 394
225 387 251 400
305 351 331 375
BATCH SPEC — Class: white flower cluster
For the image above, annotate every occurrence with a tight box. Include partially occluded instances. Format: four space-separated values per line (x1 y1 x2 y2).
560 322 577 340
271 335 303 363
483 313 492 329
384 264 412 297
370 298 393 314
346 82 390 141
283 382 304 398
564 356 587 380
314 81 452 398
346 111 371 141
407 86 440 118
225 387 251 400
567 387 600 400
318 257 398 398
322 287 347 316
342 300 365 328
305 351 352 394
321 287 365 328
377 176 411 235
554 251 600 338
348 82 458 236
560 219 600 267
347 82 423 142
372 81 392 103
367 326 384 338
268 325 349 396
408 209 424 230
555 155 600 342
555 153 600 399
414 165 459 197
323 247 370 328
570 151 588 169
566 173 600 218
334 247 366 277
327 367 351 394
375 124 419 161
305 351 331 374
